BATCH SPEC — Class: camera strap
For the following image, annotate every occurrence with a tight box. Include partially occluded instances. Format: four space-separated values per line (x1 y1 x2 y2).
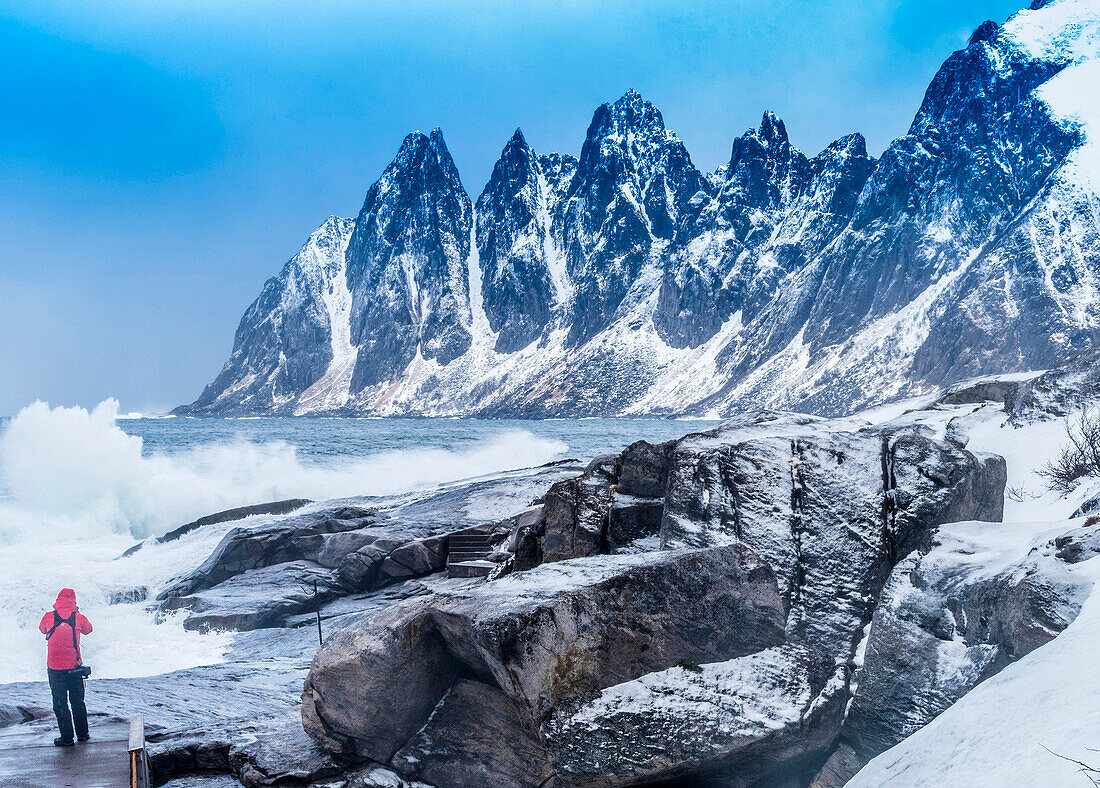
45 611 82 666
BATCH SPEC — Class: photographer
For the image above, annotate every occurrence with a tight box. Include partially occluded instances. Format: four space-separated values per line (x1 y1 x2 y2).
38 588 93 747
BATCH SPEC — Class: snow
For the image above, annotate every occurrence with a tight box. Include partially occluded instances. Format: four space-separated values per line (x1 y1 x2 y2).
850 551 1100 787
561 645 821 733
464 208 495 343
1006 0 1100 191
536 169 572 304
296 217 357 413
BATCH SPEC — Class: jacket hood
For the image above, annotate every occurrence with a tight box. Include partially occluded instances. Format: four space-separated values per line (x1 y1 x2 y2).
53 588 78 615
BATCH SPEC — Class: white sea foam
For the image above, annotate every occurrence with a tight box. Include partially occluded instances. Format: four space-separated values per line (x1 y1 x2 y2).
0 399 568 683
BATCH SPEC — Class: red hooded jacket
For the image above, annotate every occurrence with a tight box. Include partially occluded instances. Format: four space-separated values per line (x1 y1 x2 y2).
38 589 93 670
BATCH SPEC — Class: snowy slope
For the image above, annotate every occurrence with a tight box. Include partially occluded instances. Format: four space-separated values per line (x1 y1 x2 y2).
178 0 1100 418
850 540 1100 787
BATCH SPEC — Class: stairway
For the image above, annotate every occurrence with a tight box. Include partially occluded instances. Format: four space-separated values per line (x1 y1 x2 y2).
447 531 496 578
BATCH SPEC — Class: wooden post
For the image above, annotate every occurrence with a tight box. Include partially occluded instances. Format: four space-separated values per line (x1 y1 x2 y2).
128 714 150 788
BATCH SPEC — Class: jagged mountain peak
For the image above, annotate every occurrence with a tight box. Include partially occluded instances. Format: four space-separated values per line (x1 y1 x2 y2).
385 127 464 191
721 111 808 208
498 127 535 163
578 90 681 174
969 19 1001 46
810 132 870 171
181 0 1100 418
758 110 790 147
506 127 528 147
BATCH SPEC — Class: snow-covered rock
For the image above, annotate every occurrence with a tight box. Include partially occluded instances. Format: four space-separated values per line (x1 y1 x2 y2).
178 0 1100 418
544 645 847 787
839 519 1094 776
299 413 1005 786
848 531 1100 787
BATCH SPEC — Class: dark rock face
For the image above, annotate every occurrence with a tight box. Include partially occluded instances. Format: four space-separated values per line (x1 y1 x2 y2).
430 545 787 724
346 129 474 389
475 129 576 352
180 3 1100 419
543 456 617 561
301 596 460 762
838 520 1094 772
301 415 1007 786
391 679 556 788
658 416 1006 661
557 90 709 344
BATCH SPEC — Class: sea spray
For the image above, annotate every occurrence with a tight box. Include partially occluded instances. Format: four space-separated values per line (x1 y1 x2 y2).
0 399 569 682
0 399 568 543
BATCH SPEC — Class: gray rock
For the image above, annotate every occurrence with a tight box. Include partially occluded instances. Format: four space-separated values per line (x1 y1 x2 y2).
544 645 847 787
301 596 460 761
935 377 1023 407
430 544 786 724
159 506 377 599
303 544 786 757
102 584 148 605
617 440 673 498
1072 493 1100 519
659 418 1006 661
809 742 863 788
392 679 554 788
606 494 664 550
162 561 339 632
1006 348 1100 423
543 462 614 561
843 520 1093 764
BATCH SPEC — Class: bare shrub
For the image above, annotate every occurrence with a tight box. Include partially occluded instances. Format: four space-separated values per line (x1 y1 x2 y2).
1038 410 1100 495
1006 484 1035 502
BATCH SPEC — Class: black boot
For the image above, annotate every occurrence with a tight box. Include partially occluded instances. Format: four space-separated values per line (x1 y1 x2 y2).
53 737 74 747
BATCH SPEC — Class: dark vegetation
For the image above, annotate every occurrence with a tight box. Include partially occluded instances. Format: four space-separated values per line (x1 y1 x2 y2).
1039 411 1100 495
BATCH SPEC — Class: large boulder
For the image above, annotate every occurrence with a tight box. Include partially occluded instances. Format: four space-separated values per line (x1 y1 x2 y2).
543 455 617 561
392 679 555 788
839 520 1094 771
303 544 787 762
429 544 787 724
544 645 847 787
302 596 459 762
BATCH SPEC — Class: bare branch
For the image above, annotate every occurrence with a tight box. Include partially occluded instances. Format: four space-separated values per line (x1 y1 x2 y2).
1041 744 1100 786
1039 410 1100 495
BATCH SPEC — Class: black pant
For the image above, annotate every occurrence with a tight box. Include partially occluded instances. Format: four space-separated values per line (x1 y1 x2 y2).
47 668 88 742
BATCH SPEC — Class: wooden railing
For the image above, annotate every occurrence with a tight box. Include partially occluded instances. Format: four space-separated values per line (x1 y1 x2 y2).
128 715 150 788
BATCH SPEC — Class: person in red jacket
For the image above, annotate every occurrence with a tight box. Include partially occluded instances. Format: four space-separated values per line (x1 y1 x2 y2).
38 588 93 746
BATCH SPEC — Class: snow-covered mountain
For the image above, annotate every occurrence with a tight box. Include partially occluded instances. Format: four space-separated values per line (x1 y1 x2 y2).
178 0 1100 417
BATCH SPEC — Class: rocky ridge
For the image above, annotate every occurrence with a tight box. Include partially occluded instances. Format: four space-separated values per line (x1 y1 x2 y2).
178 0 1100 418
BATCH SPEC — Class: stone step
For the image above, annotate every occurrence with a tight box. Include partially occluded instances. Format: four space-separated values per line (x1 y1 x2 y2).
447 560 496 579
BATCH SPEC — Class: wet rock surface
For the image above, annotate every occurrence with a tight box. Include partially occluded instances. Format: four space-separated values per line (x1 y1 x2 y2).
300 414 1007 787
154 463 582 633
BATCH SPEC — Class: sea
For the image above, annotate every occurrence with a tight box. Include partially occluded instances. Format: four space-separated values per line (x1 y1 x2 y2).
0 399 719 684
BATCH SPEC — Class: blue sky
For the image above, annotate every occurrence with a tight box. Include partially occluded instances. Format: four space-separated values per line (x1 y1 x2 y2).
0 0 1026 415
